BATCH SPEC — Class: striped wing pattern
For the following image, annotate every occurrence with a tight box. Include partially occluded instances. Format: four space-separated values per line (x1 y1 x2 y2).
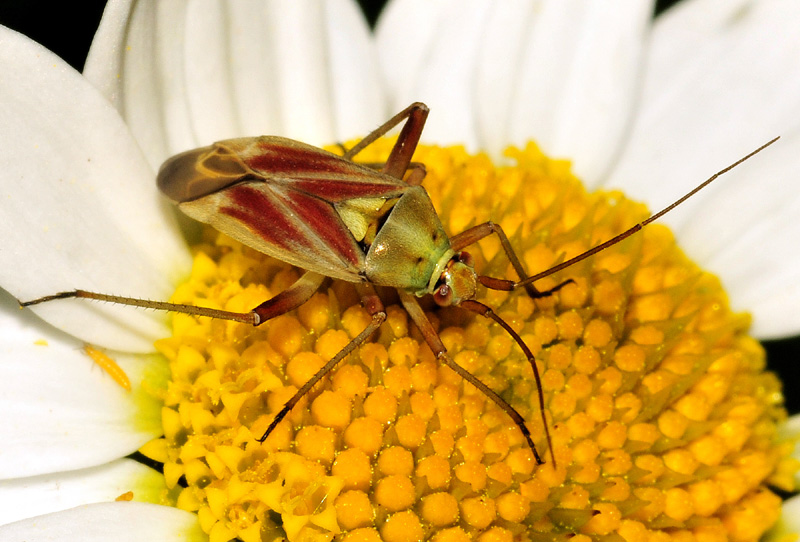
209 137 408 281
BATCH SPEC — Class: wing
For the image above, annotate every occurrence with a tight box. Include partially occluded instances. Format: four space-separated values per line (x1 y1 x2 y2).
159 137 410 281
240 137 409 201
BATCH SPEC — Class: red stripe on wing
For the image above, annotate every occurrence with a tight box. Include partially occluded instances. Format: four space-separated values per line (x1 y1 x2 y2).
280 190 363 267
241 138 407 202
245 139 362 176
222 185 312 254
221 184 362 269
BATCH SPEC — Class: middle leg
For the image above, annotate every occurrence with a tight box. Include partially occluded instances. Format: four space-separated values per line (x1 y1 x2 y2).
258 286 387 442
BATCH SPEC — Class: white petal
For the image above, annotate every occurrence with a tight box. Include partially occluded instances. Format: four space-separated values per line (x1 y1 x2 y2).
683 134 800 339
87 0 384 168
643 0 757 89
0 459 166 526
183 0 249 144
375 0 449 113
0 25 192 352
322 0 387 140
770 494 800 542
213 0 281 139
506 0 652 181
397 0 492 150
785 413 800 489
607 0 800 205
604 0 800 338
377 0 495 149
376 0 651 167
85 0 198 168
212 0 383 144
0 502 205 542
0 291 164 479
82 0 137 110
474 1 540 157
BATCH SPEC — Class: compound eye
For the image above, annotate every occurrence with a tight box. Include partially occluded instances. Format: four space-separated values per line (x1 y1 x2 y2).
433 284 453 306
458 251 474 267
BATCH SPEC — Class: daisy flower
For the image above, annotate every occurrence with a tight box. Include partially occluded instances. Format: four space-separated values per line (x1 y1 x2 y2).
0 1 798 541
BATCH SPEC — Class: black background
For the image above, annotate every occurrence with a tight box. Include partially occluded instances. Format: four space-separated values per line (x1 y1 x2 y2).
1 0 797 413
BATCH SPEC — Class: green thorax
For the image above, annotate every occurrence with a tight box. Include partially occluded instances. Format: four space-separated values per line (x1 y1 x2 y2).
363 186 453 294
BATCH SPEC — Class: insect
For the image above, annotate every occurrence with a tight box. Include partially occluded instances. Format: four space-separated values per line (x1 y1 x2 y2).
83 344 131 392
22 103 777 466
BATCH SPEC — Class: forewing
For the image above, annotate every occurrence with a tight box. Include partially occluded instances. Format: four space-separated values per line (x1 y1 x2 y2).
179 182 363 281
234 136 409 201
175 137 409 281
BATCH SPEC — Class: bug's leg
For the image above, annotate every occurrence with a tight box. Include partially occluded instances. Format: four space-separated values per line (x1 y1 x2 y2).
450 222 572 300
402 162 427 186
397 290 546 465
258 289 386 442
343 103 429 181
460 299 554 468
21 271 326 327
250 272 326 324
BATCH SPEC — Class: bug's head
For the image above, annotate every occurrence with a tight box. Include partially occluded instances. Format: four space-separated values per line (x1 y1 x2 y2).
432 251 477 307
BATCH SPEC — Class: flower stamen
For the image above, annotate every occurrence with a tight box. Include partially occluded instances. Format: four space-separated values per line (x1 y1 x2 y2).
144 140 792 542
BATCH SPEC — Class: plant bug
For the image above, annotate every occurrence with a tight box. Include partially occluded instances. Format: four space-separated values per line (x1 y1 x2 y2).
22 103 778 466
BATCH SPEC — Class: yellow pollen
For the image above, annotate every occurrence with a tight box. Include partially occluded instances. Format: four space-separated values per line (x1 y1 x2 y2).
335 490 374 530
311 390 351 429
344 416 384 456
363 385 397 423
416 455 451 489
374 474 415 511
332 448 371 491
343 528 381 542
496 491 530 523
421 492 459 527
461 496 496 529
381 510 424 542
148 141 792 542
378 446 414 476
395 413 427 448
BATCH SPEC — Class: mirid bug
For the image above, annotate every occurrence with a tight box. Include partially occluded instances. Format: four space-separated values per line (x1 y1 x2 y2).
23 103 777 466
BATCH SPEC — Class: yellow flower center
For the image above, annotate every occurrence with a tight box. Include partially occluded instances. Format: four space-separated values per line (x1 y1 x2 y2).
143 141 793 542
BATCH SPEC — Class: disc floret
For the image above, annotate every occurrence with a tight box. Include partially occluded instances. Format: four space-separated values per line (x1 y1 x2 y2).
144 140 793 542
